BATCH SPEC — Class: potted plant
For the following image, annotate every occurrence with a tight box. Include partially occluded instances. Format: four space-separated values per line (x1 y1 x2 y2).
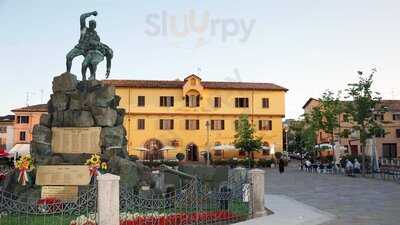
176 153 185 165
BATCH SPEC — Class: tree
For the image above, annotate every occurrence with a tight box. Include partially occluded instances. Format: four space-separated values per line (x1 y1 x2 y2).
312 90 343 159
234 115 262 161
344 69 384 176
303 113 320 157
287 117 318 169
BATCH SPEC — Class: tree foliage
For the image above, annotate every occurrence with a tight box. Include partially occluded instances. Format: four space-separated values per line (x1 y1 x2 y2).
315 90 343 139
343 69 384 175
287 117 317 154
234 114 262 159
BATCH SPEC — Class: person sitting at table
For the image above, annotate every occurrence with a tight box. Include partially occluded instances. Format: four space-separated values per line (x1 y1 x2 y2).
305 159 312 172
354 159 361 174
345 159 354 176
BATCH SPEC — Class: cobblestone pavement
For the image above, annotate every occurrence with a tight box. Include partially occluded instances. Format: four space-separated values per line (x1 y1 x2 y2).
265 164 400 225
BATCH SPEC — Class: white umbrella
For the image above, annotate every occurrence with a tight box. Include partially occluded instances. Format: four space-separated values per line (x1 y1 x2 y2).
270 144 275 155
160 146 176 160
160 146 176 151
133 147 149 160
315 143 333 149
213 144 236 151
261 146 270 151
213 144 237 159
133 147 149 151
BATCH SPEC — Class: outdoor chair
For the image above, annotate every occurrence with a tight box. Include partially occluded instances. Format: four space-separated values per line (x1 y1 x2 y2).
318 164 325 174
325 164 333 174
312 164 319 173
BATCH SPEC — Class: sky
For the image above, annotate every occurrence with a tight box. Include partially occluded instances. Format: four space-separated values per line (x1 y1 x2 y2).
1 0 400 119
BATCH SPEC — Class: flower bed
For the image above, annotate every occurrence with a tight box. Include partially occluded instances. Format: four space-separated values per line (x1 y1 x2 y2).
36 197 63 213
70 211 240 225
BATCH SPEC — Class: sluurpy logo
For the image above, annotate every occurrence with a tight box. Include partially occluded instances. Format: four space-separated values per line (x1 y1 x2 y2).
144 10 256 48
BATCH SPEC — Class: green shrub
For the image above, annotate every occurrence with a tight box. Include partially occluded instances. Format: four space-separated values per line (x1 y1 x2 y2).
274 152 283 159
227 158 239 167
143 160 179 168
163 160 179 167
239 158 255 168
212 160 229 166
176 153 185 161
257 159 269 168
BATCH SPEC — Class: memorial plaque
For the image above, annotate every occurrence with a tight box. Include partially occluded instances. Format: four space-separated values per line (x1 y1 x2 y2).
36 165 91 186
41 186 78 202
52 127 101 154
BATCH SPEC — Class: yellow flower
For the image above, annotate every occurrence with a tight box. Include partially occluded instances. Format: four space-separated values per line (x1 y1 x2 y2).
101 162 107 170
91 154 100 164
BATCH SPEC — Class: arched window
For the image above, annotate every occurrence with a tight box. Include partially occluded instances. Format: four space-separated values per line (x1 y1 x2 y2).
185 95 200 107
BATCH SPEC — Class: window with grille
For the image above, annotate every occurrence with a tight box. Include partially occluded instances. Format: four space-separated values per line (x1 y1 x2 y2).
19 131 26 141
185 120 199 130
185 95 200 107
262 98 269 108
214 97 221 108
396 129 400 138
160 96 174 107
137 119 145 130
138 96 145 107
160 119 174 130
17 116 29 124
235 98 249 108
211 120 225 130
259 120 272 130
393 114 400 121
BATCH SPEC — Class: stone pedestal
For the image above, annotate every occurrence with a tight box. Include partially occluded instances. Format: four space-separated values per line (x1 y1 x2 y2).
97 174 120 225
248 169 266 218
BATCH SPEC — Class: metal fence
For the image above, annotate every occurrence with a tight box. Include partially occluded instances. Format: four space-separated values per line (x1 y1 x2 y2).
0 185 97 225
303 164 400 183
0 169 252 225
120 174 252 225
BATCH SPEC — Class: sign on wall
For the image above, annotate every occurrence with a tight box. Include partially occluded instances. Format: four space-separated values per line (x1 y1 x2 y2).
51 127 101 154
36 165 91 186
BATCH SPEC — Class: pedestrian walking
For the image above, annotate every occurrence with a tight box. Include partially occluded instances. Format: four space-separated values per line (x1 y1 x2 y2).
279 158 285 174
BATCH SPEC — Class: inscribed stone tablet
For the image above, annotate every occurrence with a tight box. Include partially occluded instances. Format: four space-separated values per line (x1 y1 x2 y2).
41 186 78 202
36 165 91 186
51 127 101 154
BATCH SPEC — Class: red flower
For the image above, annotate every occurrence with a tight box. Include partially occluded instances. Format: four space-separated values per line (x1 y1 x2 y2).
119 211 239 225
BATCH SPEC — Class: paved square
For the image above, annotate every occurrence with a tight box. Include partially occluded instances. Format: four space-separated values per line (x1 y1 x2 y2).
266 165 400 225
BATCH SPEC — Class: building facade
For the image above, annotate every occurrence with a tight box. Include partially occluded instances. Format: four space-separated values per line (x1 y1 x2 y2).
105 75 287 161
11 104 47 145
303 98 400 159
0 115 15 151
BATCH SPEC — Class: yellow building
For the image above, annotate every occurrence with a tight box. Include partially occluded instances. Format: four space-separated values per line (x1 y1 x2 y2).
105 75 287 161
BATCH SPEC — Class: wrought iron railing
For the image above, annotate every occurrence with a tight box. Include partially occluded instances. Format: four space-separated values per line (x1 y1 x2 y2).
0 185 97 225
119 172 252 225
0 168 252 225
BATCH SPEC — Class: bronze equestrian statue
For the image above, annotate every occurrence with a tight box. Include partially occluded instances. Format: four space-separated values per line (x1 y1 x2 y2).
66 11 113 80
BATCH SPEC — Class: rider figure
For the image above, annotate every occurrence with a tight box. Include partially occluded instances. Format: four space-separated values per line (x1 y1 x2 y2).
66 11 100 80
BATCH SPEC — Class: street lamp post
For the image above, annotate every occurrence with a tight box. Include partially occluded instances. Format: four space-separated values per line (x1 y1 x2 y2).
205 121 210 166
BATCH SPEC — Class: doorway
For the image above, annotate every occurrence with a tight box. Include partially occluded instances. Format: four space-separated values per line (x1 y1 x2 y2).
187 143 199 161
